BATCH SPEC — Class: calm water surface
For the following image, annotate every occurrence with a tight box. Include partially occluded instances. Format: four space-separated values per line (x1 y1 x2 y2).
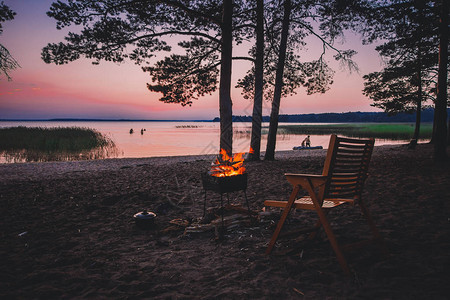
0 121 408 160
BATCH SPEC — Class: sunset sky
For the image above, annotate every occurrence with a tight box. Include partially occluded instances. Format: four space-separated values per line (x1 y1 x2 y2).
0 0 385 120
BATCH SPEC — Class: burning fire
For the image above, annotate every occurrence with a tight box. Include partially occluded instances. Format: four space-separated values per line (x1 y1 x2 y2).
210 149 246 177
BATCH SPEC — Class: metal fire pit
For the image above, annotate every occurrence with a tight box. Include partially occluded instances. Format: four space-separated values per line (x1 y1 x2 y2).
201 172 248 193
201 172 250 226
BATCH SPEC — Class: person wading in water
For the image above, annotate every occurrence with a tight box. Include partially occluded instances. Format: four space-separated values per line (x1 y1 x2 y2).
301 135 311 147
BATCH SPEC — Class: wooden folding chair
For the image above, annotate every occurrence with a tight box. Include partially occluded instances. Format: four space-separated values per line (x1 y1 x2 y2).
264 134 386 274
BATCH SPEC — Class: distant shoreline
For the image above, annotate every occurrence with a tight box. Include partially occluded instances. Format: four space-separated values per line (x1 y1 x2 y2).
1 108 448 123
0 119 213 122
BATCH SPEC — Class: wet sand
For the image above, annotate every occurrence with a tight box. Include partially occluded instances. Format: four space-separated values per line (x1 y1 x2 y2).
0 143 449 299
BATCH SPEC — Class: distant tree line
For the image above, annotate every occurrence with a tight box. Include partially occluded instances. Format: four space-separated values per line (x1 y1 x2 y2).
213 108 449 123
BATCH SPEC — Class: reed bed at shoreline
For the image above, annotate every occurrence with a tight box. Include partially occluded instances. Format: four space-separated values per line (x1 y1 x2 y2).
275 123 433 140
235 123 432 140
0 123 433 163
0 126 119 162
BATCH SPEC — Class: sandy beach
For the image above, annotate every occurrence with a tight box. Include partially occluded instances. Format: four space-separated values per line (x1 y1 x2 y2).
0 143 449 299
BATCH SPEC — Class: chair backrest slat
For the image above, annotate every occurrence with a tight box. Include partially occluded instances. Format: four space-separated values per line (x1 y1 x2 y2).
322 134 374 200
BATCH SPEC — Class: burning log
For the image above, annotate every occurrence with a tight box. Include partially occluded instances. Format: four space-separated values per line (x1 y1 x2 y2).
209 149 246 177
202 149 248 193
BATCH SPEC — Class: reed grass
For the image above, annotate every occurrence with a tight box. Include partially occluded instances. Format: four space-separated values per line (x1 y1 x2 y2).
276 123 433 140
0 126 119 162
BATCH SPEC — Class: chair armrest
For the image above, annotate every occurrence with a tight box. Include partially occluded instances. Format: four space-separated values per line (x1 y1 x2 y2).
284 173 327 188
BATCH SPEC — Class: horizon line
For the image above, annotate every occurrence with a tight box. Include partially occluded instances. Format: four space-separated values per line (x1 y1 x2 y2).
0 118 214 122
0 108 443 122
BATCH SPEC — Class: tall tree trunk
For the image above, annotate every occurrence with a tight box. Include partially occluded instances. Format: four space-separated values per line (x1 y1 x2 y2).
411 92 422 149
248 0 264 161
264 0 291 161
434 0 448 161
413 93 422 141
448 115 450 144
219 0 234 155
430 105 437 144
412 51 422 143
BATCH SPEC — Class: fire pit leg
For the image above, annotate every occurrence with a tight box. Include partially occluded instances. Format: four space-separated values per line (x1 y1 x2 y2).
244 190 251 216
203 190 207 217
220 194 224 228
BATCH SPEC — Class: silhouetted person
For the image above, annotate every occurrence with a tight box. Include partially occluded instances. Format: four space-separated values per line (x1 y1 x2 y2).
130 128 134 134
301 135 311 147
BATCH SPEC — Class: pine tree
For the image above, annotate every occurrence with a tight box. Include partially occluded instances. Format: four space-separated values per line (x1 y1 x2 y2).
42 0 254 155
0 2 19 80
237 0 358 160
362 0 440 146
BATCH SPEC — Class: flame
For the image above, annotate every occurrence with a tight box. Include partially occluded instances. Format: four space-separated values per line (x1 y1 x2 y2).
249 147 254 154
210 148 246 177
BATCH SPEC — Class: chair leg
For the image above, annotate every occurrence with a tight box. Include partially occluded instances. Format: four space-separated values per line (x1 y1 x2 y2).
358 200 388 255
305 178 351 275
314 207 351 274
266 186 300 254
308 210 329 240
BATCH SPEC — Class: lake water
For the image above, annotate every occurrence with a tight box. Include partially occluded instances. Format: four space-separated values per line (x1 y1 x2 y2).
0 121 408 160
